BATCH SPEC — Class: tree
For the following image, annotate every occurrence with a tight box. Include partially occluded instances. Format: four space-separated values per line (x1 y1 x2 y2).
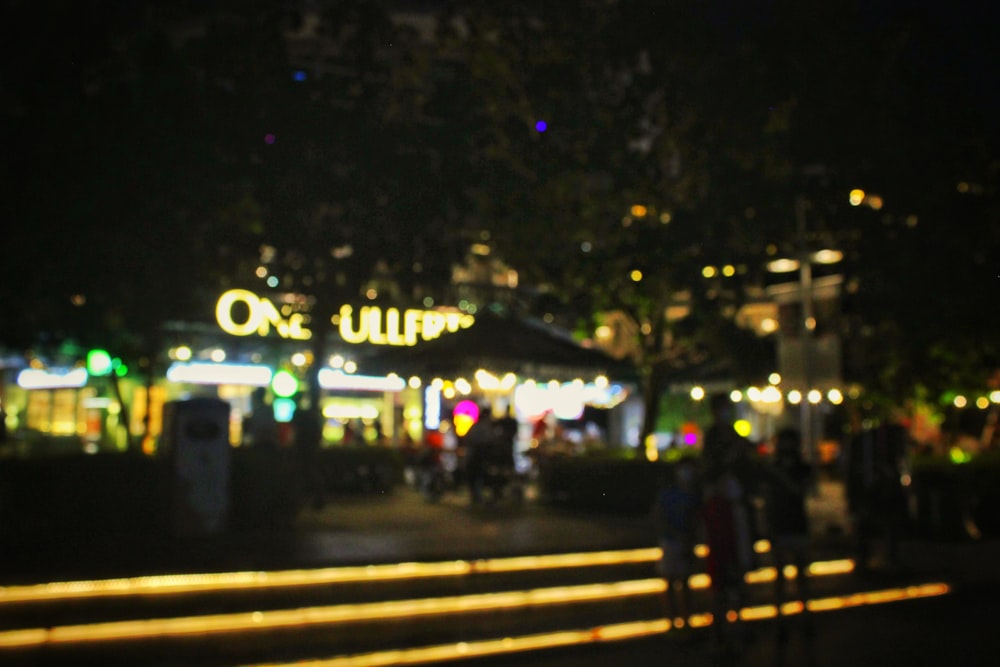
421 1 795 444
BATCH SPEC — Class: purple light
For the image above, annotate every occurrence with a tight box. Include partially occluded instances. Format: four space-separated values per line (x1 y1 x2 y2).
535 120 547 132
683 432 698 446
264 133 276 145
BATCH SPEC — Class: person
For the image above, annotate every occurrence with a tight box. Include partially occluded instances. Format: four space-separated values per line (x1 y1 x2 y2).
844 423 909 572
243 388 279 449
763 427 813 639
484 410 518 502
650 458 700 632
700 392 763 553
293 402 325 509
700 465 754 654
701 393 754 478
462 407 495 505
418 428 447 501
341 420 357 446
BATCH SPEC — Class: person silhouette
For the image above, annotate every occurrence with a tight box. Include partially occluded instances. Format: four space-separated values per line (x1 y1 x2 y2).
651 458 700 632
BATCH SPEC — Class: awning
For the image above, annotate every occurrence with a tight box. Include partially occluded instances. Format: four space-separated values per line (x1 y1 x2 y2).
361 309 637 384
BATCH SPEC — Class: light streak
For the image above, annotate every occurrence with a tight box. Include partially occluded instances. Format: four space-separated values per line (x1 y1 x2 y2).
243 583 952 667
0 569 949 654
0 548 661 604
0 579 667 649
0 551 849 606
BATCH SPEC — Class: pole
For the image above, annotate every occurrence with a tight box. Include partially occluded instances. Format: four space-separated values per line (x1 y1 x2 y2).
796 196 816 468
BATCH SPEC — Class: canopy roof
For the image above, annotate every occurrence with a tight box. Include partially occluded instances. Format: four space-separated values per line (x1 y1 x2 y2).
361 309 637 384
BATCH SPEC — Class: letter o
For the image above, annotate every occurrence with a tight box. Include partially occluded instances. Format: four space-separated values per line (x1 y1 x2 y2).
216 289 262 336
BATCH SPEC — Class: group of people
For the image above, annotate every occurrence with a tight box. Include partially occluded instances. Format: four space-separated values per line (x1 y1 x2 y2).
651 394 813 652
461 408 519 504
405 408 519 504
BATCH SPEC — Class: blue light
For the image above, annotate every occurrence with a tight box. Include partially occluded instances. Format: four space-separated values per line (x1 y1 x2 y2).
535 120 547 132
273 398 297 423
293 70 307 82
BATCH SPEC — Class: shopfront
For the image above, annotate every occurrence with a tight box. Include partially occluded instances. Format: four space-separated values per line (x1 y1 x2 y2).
1 290 637 456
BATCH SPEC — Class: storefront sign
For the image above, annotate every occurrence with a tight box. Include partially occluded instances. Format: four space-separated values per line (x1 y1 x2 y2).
215 289 474 346
216 289 312 340
337 305 474 346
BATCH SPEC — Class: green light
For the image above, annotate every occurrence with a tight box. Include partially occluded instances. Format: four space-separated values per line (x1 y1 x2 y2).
273 397 297 422
86 349 113 377
949 447 971 465
271 370 299 398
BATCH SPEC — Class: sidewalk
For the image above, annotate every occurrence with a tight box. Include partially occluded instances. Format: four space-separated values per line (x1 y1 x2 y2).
2 478 998 589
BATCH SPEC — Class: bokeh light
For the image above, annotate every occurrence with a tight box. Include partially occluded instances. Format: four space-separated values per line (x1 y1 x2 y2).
535 120 547 132
264 133 276 145
453 399 480 437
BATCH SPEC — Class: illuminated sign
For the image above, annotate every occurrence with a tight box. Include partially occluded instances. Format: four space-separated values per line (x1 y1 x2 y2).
452 399 480 437
17 368 89 390
318 369 407 392
216 289 312 340
166 362 272 386
215 290 473 346
337 305 474 346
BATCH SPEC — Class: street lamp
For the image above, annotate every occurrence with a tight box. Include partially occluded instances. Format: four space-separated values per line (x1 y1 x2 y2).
766 197 844 466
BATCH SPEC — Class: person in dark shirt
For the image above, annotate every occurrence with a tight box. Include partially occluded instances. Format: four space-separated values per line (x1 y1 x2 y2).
700 393 756 487
763 427 813 639
651 458 700 630
844 423 909 571
293 402 325 508
701 466 754 653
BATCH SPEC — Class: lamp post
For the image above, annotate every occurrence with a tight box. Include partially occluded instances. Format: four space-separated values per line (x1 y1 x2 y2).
767 197 843 467
796 197 818 467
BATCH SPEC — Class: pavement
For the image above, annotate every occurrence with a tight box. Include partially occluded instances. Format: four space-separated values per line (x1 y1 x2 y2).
3 476 998 588
5 477 1000 666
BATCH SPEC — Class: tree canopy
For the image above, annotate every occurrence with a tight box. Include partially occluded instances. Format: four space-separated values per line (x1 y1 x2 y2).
2 0 996 438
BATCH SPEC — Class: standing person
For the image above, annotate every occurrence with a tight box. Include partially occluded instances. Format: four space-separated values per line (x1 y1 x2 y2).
243 388 279 449
701 466 754 654
463 405 494 505
701 393 754 478
650 458 700 633
419 428 446 500
763 427 813 639
844 423 909 572
293 402 325 509
341 420 357 445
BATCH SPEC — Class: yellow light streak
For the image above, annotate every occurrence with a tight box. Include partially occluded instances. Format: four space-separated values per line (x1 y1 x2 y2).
0 579 667 649
0 562 886 651
808 558 855 576
805 583 950 613
0 549 660 605
745 567 778 584
244 583 951 667
740 604 778 621
780 600 805 615
0 549 855 613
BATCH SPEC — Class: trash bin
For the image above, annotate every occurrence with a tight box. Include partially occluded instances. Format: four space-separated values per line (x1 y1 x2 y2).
161 398 231 536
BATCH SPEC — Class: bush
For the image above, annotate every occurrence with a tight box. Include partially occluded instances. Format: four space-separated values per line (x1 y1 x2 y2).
0 453 168 538
537 455 672 514
909 452 1000 540
314 445 405 494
